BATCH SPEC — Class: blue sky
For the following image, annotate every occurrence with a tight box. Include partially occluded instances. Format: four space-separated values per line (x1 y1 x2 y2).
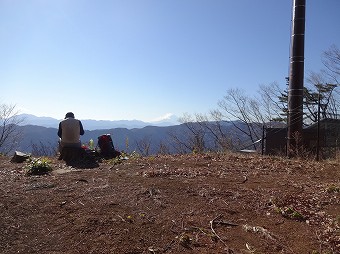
1 0 339 122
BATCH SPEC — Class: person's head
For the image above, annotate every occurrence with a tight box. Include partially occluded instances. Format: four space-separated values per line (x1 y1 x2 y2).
65 112 75 119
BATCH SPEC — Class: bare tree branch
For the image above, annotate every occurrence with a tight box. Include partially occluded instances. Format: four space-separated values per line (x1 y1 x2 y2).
0 104 24 155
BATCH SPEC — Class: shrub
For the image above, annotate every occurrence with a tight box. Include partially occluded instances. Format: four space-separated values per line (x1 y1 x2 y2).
26 157 53 175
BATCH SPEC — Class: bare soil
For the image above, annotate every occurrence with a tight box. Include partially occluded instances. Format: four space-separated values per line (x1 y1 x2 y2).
0 153 339 254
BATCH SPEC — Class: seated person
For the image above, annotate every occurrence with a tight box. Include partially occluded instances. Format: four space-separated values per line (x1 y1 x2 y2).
58 112 85 153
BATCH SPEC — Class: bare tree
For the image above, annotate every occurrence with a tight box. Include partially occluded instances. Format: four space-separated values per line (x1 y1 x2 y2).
166 113 207 154
260 46 340 124
195 112 234 152
157 141 170 155
304 72 338 122
178 113 206 153
258 82 288 124
216 88 267 150
0 103 24 155
31 141 58 156
260 72 339 126
173 112 243 153
305 45 340 122
322 44 340 82
135 136 152 156
167 128 192 154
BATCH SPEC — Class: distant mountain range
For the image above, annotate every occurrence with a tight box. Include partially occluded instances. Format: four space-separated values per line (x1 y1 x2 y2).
4 120 256 156
17 114 180 130
14 124 185 155
1 114 262 156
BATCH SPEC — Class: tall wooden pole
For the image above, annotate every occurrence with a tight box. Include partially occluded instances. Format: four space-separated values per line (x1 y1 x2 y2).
287 0 306 157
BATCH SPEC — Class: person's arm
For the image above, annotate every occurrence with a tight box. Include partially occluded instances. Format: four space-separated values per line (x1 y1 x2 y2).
79 121 85 135
57 122 62 138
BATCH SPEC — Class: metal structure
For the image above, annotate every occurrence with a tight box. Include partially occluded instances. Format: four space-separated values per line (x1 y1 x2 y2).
287 0 306 157
266 118 340 160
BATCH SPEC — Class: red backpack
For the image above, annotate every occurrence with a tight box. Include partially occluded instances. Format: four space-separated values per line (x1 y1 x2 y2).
97 134 120 158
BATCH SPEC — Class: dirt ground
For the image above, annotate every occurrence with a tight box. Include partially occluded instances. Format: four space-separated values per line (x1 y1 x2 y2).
0 152 339 254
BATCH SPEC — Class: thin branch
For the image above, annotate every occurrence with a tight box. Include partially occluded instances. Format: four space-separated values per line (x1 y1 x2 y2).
209 214 228 246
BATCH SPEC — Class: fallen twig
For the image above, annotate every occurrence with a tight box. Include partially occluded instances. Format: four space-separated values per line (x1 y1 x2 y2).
117 215 126 222
209 215 227 246
163 239 175 253
212 220 238 227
